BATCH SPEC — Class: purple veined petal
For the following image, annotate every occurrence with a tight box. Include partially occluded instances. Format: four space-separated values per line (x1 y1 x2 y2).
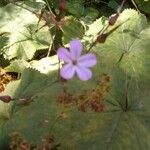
75 66 92 81
57 47 72 63
60 63 75 80
69 39 83 60
78 53 97 67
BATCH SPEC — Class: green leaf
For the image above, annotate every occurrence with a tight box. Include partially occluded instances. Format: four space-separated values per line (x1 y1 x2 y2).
83 17 107 47
0 4 51 60
30 55 60 74
94 9 150 80
0 55 9 67
66 0 84 17
22 0 46 11
0 80 20 149
0 62 149 149
5 55 60 74
61 16 85 44
0 80 20 120
5 59 30 73
108 0 119 10
0 0 6 7
0 33 9 51
134 0 150 13
83 7 99 23
0 102 11 120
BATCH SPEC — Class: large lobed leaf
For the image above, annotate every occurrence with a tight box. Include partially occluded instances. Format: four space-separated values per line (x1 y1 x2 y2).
0 3 51 60
94 9 150 80
0 62 149 149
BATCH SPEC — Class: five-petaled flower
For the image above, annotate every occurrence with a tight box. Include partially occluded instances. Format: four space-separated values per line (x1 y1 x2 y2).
57 39 97 81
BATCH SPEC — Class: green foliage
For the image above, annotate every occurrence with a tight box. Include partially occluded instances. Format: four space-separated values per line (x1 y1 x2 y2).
5 59 30 73
30 56 60 74
134 0 150 13
83 7 99 23
0 0 149 149
5 55 60 74
83 16 107 46
61 16 85 44
0 60 149 149
95 9 150 80
0 33 9 52
66 0 84 17
108 0 119 10
0 55 9 67
22 0 46 11
0 3 51 60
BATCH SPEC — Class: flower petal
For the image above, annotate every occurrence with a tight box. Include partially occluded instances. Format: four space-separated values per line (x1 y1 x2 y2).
57 47 72 63
70 39 83 60
60 63 75 80
78 53 97 67
76 66 92 81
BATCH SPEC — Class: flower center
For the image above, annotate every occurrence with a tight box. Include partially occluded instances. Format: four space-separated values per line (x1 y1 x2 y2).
72 60 78 65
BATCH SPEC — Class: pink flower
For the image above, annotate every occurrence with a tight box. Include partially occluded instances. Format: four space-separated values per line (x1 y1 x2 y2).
57 39 97 81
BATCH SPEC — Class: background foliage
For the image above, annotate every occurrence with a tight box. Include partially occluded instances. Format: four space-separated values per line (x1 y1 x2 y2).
0 0 150 149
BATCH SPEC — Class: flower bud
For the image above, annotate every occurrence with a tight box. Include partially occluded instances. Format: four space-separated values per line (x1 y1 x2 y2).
96 33 108 43
109 13 119 26
0 95 13 103
59 0 66 12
